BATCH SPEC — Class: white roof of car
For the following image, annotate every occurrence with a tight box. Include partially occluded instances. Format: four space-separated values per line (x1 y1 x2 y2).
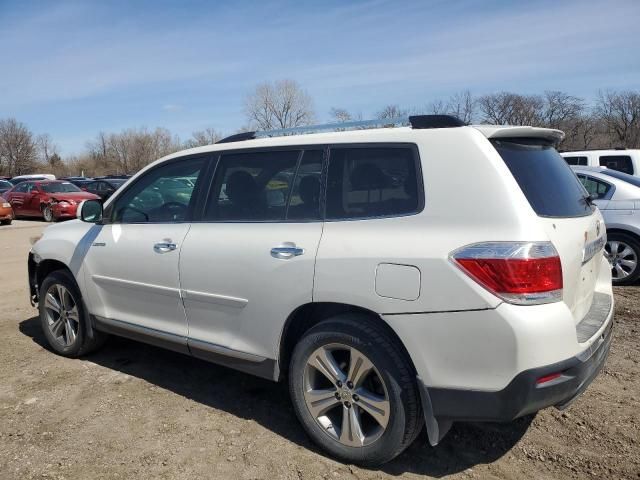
160 124 564 164
561 149 640 156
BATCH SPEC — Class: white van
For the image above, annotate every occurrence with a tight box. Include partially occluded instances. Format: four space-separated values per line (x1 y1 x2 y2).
561 149 640 176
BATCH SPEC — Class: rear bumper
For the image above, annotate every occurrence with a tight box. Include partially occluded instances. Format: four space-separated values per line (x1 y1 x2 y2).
422 317 613 425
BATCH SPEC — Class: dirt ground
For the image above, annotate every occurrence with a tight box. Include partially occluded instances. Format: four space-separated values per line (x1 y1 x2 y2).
0 220 638 480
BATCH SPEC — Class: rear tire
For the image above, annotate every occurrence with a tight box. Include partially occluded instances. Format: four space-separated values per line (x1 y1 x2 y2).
289 314 423 466
39 270 108 357
606 232 640 286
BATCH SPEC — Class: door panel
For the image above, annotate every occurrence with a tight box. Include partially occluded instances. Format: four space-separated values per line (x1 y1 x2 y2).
83 223 191 338
83 156 207 342
180 223 323 359
180 148 324 362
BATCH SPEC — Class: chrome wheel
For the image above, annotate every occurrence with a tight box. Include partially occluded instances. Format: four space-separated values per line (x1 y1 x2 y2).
303 343 390 447
44 284 79 347
43 205 54 222
605 240 638 280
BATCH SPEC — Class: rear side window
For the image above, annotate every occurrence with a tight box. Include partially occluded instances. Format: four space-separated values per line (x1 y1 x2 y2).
599 155 633 174
564 156 588 166
492 139 592 218
577 175 612 199
326 146 421 220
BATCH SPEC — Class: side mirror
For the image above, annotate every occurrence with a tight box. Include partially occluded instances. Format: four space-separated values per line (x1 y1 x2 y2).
77 200 103 223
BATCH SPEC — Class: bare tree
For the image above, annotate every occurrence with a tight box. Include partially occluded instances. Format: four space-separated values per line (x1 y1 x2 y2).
329 107 353 123
596 90 640 148
376 105 407 120
478 92 544 125
244 79 315 130
445 91 476 124
0 118 37 176
184 128 222 148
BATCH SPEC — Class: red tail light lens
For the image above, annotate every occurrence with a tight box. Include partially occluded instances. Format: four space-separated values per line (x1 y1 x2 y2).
451 242 563 305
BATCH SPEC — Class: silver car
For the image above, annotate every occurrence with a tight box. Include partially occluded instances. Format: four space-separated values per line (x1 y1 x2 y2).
573 166 640 285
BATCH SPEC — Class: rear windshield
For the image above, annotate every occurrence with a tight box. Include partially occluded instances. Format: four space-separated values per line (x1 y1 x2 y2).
601 169 640 188
492 138 593 218
41 182 81 193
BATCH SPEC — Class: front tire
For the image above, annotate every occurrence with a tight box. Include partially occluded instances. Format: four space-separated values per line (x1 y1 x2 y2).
289 315 423 466
39 270 107 357
605 232 640 285
42 205 55 222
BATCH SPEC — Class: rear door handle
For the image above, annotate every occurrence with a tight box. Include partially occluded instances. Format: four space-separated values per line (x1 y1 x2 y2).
271 243 304 259
154 242 177 253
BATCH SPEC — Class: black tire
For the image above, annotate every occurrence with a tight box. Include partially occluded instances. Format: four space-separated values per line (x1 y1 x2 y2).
606 232 640 286
1 219 10 225
289 314 423 466
39 269 108 357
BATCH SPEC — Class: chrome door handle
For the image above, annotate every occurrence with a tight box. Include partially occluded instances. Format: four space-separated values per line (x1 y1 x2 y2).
271 243 304 259
154 242 177 253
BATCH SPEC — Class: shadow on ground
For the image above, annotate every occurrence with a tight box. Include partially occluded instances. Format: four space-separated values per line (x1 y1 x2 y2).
19 315 532 477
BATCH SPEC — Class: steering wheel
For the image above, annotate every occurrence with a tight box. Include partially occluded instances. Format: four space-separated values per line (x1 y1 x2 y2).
162 202 188 220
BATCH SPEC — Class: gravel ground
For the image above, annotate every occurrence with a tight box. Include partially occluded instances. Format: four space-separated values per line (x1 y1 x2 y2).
1 220 638 479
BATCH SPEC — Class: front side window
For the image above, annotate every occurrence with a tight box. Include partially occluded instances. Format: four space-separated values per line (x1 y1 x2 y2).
41 182 81 193
326 146 421 220
111 158 204 223
600 155 633 174
577 175 612 199
205 150 300 221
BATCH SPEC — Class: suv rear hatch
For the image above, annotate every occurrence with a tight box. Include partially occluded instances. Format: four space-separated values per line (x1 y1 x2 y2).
483 127 606 326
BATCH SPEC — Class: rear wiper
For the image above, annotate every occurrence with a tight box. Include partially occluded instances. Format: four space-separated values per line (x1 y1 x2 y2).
583 194 595 206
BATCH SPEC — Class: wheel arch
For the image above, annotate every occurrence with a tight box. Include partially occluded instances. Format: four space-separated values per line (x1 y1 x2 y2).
606 227 640 241
277 302 417 381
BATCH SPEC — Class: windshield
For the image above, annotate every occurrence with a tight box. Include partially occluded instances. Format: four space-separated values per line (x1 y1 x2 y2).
601 169 640 188
109 180 126 187
492 138 593 218
41 182 82 193
0 180 11 189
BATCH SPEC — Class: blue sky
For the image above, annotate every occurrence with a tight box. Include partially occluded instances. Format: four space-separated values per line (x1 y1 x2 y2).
1 0 639 156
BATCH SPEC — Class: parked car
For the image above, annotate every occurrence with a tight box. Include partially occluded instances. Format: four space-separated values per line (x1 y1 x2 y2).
0 196 13 225
84 178 127 201
28 116 613 466
572 166 640 285
10 173 56 184
4 180 100 222
68 179 94 190
562 149 640 176
0 179 13 195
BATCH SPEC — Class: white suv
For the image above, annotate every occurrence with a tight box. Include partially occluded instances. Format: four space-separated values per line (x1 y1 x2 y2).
28 116 613 466
562 149 640 176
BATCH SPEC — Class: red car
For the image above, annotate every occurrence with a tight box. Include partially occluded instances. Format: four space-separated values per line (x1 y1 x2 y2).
3 180 100 222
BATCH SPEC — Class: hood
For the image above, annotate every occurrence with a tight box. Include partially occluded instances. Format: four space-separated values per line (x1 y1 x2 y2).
50 192 100 202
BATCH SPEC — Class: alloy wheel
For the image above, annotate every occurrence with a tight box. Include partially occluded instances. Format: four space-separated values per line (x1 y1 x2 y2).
44 284 80 347
303 343 390 447
605 240 638 280
43 206 54 222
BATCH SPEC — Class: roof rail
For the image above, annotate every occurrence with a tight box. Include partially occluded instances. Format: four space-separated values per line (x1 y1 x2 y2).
215 114 465 144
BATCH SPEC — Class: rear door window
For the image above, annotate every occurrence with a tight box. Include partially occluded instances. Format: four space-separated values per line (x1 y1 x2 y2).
564 156 588 166
205 150 300 221
599 155 633 174
326 146 422 220
492 139 593 218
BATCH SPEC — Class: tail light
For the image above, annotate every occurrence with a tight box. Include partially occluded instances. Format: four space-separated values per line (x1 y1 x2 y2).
451 242 562 305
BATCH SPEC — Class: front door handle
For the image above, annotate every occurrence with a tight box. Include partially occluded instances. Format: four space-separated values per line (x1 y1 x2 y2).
154 242 177 253
271 242 304 259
